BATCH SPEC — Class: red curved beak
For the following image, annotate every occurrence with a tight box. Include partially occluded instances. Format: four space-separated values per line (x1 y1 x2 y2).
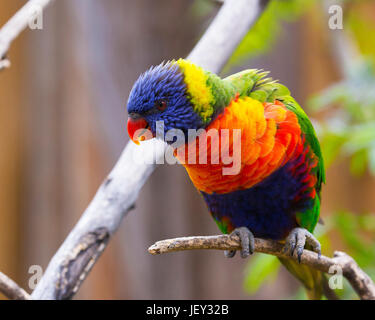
127 117 150 145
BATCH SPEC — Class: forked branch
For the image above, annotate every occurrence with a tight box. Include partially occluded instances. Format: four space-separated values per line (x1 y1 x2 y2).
149 234 375 300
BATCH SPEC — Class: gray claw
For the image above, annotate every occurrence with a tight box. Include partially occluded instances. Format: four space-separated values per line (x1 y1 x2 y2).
224 250 236 258
283 227 322 263
225 227 255 259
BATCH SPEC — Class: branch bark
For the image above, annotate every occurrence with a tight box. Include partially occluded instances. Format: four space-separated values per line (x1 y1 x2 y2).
0 271 31 300
148 234 375 300
30 0 270 299
0 0 54 70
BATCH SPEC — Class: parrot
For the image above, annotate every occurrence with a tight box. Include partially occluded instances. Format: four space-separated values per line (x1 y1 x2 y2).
126 59 326 299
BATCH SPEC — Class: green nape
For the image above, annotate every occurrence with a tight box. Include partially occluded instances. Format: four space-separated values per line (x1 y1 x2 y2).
205 71 236 117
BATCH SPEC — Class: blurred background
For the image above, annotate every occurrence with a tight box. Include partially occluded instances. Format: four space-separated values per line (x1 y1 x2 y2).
0 0 374 299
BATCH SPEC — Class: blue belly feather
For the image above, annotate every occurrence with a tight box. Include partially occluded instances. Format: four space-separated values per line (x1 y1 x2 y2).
201 161 313 240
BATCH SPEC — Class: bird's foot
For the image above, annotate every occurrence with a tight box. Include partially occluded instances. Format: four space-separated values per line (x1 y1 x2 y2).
224 227 255 259
283 227 321 263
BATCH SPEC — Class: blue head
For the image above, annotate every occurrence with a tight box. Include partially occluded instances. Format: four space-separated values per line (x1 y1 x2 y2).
127 61 203 144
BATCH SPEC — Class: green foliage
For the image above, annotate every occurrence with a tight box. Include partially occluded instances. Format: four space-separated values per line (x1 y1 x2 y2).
192 0 313 68
334 211 375 266
243 253 280 294
190 0 217 18
309 60 375 176
347 2 375 65
227 0 314 67
290 286 308 300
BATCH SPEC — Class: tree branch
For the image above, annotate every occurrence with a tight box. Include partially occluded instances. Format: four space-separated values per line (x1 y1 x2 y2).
188 0 268 73
148 234 375 300
0 271 31 300
0 0 53 70
30 0 270 299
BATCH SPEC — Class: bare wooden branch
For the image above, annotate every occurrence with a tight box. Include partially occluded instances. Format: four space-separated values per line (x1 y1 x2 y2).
0 271 31 300
55 227 110 300
31 0 269 299
149 234 375 300
332 251 375 300
0 0 54 70
0 58 10 70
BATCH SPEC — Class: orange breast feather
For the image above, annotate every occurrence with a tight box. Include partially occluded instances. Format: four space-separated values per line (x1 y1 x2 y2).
176 97 302 194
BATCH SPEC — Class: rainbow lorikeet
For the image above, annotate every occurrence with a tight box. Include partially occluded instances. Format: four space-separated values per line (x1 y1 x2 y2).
127 59 326 299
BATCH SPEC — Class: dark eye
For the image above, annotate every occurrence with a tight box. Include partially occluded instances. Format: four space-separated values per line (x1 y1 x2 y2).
156 99 167 111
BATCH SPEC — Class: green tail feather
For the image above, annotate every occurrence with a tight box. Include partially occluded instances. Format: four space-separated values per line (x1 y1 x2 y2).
278 257 324 300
